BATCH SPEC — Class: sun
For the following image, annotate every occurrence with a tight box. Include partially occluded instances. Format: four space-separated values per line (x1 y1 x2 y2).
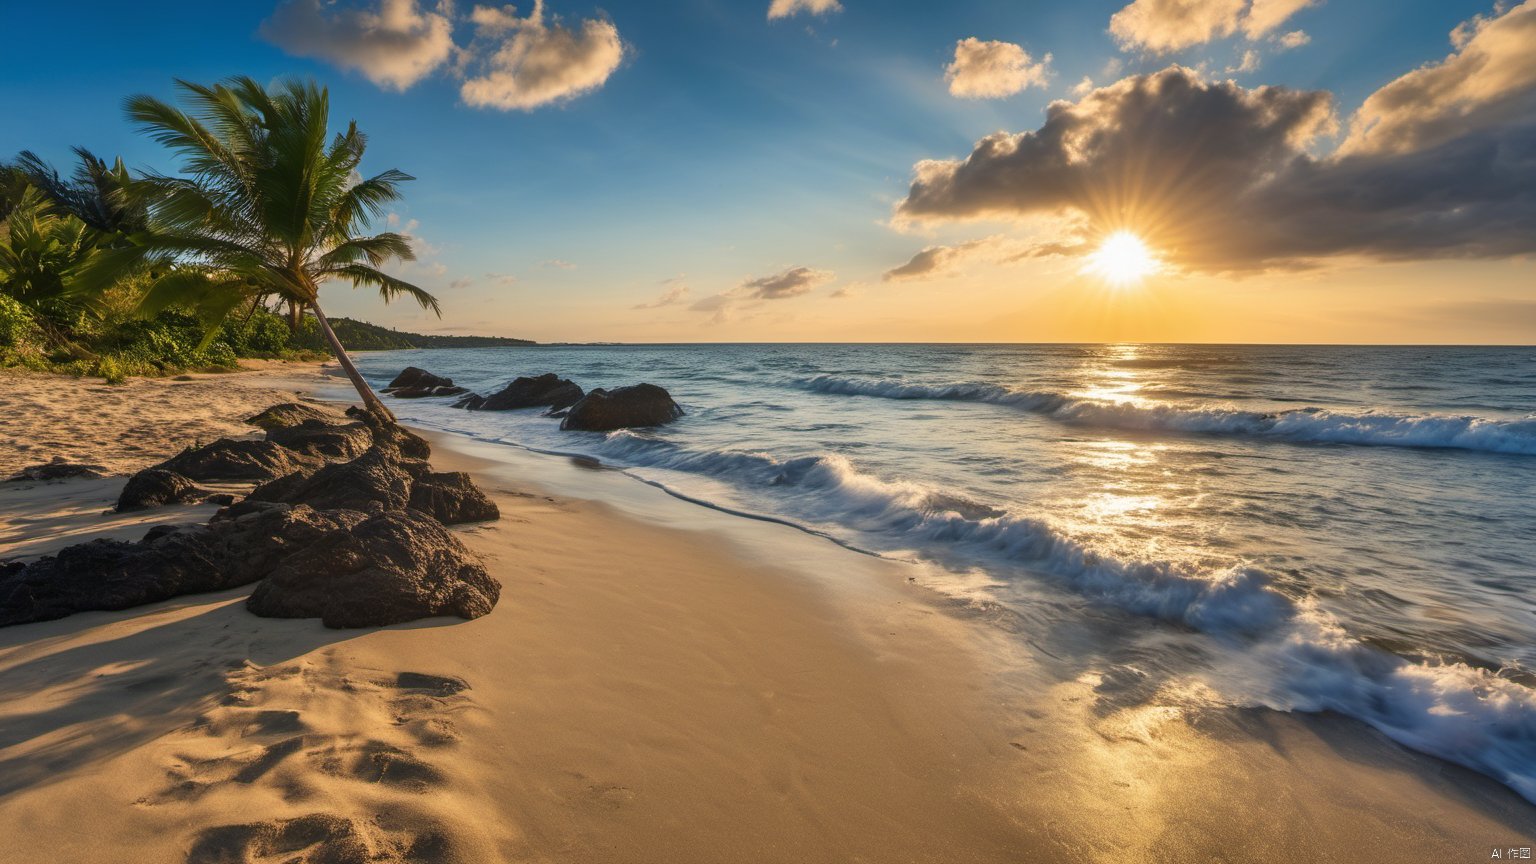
1081 231 1160 287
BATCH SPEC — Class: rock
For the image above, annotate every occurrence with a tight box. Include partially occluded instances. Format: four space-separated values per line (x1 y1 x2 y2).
463 373 585 412
153 438 320 482
265 419 373 461
244 402 342 431
247 447 411 514
0 504 365 627
408 471 500 524
246 509 501 628
346 407 432 460
5 456 108 482
450 393 485 410
389 384 468 399
560 384 684 432
115 468 213 512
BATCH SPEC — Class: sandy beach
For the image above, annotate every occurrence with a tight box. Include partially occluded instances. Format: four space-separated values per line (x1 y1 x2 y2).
2 365 1535 863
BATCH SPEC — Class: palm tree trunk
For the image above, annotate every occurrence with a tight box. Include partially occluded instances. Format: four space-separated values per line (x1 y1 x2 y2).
286 300 303 332
309 301 396 421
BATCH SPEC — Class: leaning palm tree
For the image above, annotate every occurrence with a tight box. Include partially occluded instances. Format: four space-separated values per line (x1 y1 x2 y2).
79 77 438 417
14 147 147 239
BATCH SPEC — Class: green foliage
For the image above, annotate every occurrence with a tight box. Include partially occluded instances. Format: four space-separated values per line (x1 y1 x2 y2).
0 293 40 349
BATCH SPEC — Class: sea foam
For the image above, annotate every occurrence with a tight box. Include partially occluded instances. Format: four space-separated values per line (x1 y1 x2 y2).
792 374 1536 455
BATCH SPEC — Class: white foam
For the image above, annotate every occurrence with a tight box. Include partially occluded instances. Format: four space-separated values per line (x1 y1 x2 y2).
793 374 1536 455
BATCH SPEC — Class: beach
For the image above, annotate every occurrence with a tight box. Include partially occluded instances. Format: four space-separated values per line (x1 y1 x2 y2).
2 362 1535 863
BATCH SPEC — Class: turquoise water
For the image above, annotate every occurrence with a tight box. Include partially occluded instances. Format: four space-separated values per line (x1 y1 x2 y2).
349 343 1536 801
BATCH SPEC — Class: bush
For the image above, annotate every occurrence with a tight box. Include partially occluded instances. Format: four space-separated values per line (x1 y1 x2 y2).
0 294 40 349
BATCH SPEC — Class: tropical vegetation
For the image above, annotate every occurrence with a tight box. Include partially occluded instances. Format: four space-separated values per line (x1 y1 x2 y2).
0 76 462 409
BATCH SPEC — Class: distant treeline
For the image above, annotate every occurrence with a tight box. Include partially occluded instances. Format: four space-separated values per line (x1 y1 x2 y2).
296 318 535 351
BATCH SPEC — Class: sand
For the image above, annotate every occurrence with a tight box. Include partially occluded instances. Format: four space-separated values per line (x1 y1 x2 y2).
2 366 1534 863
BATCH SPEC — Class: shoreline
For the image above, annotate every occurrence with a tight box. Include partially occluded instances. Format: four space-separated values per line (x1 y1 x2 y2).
2 366 1534 861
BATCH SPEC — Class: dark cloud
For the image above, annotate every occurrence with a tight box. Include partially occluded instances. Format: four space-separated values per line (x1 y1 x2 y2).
741 266 833 298
896 4 1536 273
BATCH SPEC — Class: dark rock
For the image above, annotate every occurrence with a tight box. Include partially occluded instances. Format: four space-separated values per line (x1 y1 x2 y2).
153 438 320 482
385 367 454 392
115 469 213 512
246 509 501 628
389 384 468 399
205 493 237 506
408 471 500 524
247 447 411 514
265 419 373 461
0 504 365 627
346 406 432 460
244 402 342 431
450 393 485 410
466 373 584 412
560 383 684 432
5 457 108 482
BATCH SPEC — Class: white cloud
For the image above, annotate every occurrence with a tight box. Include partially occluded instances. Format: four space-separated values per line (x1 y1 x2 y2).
1108 0 1319 54
768 0 842 20
1227 48 1261 73
459 1 624 110
944 38 1052 99
260 0 454 91
1072 76 1096 96
1277 29 1310 49
485 272 518 285
541 258 576 269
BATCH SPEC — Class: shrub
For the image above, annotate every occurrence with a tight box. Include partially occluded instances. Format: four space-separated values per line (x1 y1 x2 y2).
0 294 40 349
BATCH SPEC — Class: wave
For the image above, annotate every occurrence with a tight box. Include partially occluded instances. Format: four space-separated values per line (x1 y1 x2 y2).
589 432 1536 801
792 374 1536 455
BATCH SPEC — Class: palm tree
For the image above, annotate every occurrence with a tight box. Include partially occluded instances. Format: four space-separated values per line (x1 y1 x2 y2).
80 77 438 417
14 148 147 238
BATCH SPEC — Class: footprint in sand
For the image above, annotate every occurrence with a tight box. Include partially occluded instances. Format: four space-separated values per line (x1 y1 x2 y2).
137 658 478 862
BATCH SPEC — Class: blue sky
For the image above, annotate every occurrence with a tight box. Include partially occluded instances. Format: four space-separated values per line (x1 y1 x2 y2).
3 0 1532 343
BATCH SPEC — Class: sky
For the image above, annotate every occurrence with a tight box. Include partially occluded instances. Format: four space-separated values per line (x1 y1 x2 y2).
2 0 1533 344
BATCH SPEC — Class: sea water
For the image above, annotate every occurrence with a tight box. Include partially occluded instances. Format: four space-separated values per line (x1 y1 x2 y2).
346 343 1536 801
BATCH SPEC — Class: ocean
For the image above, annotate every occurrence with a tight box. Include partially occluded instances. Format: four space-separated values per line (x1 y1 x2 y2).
344 343 1536 802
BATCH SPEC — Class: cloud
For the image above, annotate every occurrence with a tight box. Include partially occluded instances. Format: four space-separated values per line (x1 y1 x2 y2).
944 38 1052 99
1226 48 1260 73
883 236 1016 281
460 1 625 111
485 272 518 285
448 276 474 289
1108 0 1318 54
1342 0 1536 155
894 19 1536 274
740 266 834 298
1277 29 1310 49
260 0 454 90
768 0 842 20
689 266 833 323
541 258 576 269
634 281 690 309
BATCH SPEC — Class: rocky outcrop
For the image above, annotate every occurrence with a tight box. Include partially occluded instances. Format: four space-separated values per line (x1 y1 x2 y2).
247 447 412 514
0 504 365 627
265 419 373 461
246 509 500 628
383 367 466 399
153 439 320 482
244 402 341 431
406 470 500 524
454 373 584 412
347 406 432 460
560 384 684 432
5 457 108 482
115 468 213 512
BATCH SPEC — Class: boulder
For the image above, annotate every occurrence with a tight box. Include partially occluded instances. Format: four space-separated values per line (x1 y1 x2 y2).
407 471 500 524
346 407 432 460
265 419 373 461
450 393 485 410
115 469 213 512
244 402 342 432
390 384 467 398
246 509 501 628
385 366 453 391
465 373 584 412
5 457 108 482
247 447 411 514
560 384 684 432
153 438 320 482
0 504 365 627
